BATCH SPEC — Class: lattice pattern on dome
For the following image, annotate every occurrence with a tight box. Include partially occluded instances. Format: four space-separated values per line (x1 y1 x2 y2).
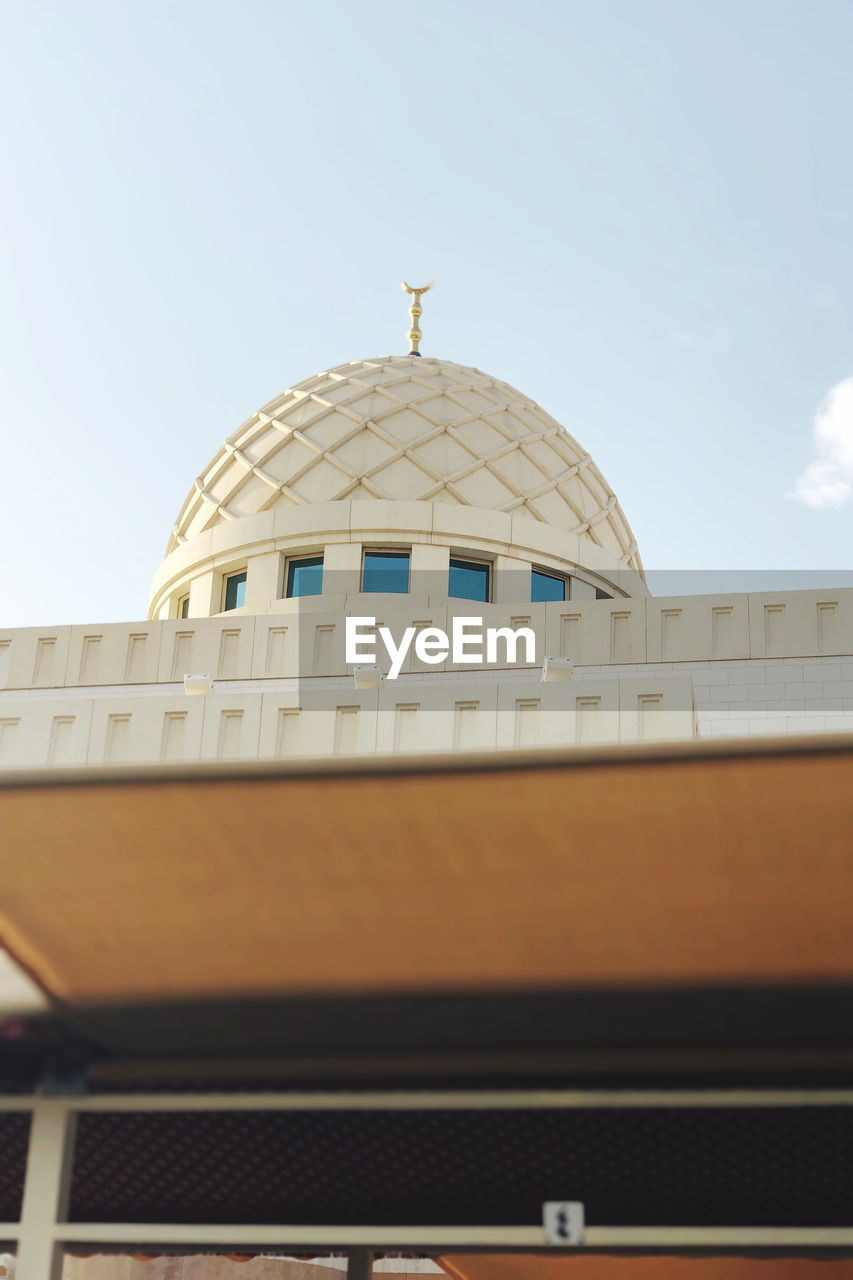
169 357 642 572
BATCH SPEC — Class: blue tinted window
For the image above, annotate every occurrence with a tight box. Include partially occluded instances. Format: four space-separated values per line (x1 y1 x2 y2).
449 558 490 602
362 550 410 593
531 569 566 602
224 571 247 611
286 555 323 598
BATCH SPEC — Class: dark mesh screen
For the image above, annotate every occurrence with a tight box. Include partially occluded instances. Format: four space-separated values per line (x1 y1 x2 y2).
0 1112 30 1220
69 1106 853 1227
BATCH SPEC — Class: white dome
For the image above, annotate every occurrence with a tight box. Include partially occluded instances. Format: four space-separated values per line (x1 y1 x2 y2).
169 355 642 573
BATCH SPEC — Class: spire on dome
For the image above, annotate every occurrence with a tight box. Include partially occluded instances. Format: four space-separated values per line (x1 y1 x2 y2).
401 281 431 356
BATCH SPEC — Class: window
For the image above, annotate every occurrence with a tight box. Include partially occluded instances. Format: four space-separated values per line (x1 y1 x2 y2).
531 568 566 603
362 550 410 594
449 557 490 602
595 587 613 600
286 555 323 598
223 570 247 611
177 594 190 619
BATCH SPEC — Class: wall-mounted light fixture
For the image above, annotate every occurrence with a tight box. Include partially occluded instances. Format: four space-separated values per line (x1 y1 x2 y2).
184 672 214 696
541 656 573 683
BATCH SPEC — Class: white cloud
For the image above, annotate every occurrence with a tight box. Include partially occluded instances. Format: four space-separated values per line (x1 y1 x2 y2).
791 378 853 509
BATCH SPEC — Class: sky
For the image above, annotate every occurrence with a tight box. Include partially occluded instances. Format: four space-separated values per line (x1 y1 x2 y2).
2 0 853 628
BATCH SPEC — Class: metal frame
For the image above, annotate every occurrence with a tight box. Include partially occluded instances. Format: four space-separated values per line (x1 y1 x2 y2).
8 1089 853 1278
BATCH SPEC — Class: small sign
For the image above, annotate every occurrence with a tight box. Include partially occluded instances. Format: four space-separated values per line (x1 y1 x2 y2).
543 1201 585 1246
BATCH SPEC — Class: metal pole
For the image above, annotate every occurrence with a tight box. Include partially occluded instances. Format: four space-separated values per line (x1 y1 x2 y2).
16 1101 76 1280
346 1247 373 1280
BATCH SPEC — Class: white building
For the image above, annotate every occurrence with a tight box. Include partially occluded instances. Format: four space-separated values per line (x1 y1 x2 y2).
3 316 853 1277
0 343 851 772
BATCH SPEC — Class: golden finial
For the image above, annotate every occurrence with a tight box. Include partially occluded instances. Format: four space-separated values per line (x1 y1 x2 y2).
401 281 432 356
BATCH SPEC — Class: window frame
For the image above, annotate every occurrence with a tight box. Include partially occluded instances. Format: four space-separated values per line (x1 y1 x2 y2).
361 547 411 595
448 555 492 604
284 553 325 599
222 569 248 612
531 566 568 603
177 593 190 619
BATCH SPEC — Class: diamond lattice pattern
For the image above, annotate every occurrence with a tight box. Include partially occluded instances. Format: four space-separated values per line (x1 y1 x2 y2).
169 357 641 571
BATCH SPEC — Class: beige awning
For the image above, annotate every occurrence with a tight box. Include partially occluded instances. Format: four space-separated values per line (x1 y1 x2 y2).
2 734 853 1008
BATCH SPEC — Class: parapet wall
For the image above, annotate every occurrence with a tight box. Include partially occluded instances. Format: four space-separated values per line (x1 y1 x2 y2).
0 676 696 768
1 586 852 768
4 588 852 687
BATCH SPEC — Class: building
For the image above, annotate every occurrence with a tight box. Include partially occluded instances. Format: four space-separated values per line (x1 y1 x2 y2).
2 315 852 772
3 301 853 1279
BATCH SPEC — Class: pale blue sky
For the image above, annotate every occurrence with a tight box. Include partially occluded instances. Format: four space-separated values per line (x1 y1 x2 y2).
2 0 852 627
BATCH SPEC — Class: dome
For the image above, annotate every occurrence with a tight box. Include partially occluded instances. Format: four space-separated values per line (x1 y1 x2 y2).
169 355 642 573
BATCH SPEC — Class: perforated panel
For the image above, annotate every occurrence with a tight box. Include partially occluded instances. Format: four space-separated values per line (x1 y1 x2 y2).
0 1112 30 1221
69 1107 853 1228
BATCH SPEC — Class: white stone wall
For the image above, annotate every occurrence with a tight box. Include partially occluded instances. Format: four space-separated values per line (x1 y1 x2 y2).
574 657 853 737
7 589 853 692
2 586 852 771
149 500 644 620
0 672 697 769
